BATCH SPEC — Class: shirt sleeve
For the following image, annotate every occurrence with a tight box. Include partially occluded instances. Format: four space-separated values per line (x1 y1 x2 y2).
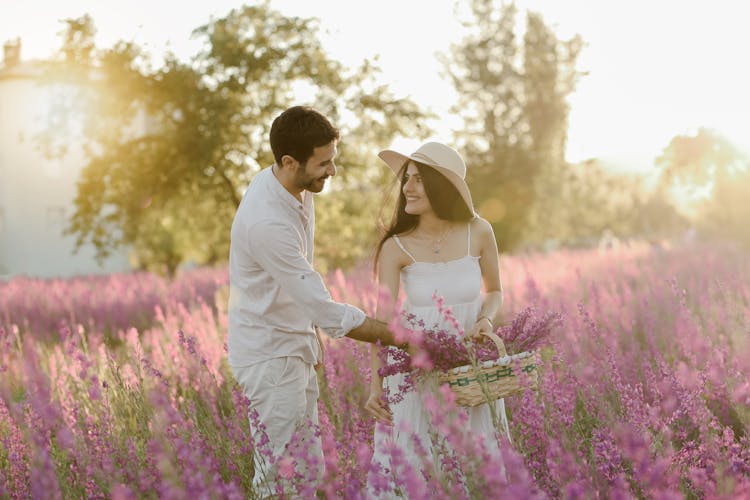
247 219 366 338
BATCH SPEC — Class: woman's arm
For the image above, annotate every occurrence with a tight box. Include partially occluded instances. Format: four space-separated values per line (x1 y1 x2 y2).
365 237 404 424
467 218 503 338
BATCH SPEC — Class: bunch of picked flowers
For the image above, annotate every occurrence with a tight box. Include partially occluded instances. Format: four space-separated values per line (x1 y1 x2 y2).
377 303 562 402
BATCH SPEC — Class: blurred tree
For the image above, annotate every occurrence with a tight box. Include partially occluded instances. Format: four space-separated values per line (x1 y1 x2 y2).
657 128 750 246
44 4 427 276
524 159 687 248
704 167 750 248
442 1 582 250
656 128 745 212
525 160 633 246
628 190 688 243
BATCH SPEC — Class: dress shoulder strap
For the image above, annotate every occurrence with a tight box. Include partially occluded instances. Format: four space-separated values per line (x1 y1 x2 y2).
466 223 472 257
392 235 416 263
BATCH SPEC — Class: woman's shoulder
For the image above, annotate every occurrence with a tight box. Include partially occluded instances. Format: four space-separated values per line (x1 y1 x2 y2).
379 235 414 266
470 215 494 237
470 216 499 253
380 235 400 253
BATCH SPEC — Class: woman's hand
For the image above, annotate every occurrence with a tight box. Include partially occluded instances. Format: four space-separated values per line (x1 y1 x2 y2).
465 316 493 342
364 387 393 425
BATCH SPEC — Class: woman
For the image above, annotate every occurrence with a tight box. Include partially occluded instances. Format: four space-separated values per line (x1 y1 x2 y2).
366 141 510 486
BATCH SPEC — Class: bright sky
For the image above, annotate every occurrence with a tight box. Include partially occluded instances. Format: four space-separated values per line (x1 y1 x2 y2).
2 0 749 173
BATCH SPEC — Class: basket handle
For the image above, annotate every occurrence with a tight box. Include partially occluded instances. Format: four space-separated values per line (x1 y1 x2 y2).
478 331 508 358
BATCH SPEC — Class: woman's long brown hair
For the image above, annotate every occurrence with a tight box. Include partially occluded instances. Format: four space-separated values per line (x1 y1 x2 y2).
373 160 474 273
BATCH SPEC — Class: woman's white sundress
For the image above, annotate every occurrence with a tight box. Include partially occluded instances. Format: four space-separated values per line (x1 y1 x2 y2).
369 223 510 493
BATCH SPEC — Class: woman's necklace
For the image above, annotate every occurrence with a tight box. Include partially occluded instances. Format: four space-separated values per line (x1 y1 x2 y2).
429 224 453 254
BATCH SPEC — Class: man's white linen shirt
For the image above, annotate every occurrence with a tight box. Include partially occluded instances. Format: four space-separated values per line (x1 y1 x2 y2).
228 166 366 368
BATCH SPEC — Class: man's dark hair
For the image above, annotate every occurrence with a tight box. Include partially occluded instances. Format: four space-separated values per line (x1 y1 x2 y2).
270 106 340 166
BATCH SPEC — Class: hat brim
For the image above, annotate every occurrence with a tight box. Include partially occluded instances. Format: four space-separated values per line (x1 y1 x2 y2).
378 150 474 213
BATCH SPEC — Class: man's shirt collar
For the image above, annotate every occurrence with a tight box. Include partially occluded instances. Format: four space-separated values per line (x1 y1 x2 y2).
268 165 312 221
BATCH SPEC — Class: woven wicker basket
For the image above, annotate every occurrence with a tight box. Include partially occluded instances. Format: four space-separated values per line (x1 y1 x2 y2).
437 331 539 407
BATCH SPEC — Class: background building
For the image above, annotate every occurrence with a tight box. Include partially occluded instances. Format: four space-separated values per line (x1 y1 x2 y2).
0 39 131 278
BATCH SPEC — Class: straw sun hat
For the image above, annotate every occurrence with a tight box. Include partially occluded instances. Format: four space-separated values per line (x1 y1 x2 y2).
378 141 474 213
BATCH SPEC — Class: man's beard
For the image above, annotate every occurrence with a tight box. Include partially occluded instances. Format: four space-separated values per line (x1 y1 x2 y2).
297 173 328 193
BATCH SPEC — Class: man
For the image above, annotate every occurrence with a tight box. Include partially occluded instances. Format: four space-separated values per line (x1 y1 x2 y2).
228 106 405 488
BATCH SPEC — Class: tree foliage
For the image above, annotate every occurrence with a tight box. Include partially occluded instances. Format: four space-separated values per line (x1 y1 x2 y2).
656 128 746 201
442 1 583 250
45 4 427 276
657 128 750 246
525 160 687 247
704 167 750 248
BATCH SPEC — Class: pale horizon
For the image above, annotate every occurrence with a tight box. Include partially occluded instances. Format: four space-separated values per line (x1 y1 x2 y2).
2 0 748 174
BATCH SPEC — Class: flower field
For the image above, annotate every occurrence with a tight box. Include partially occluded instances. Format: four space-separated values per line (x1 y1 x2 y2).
1 242 749 498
